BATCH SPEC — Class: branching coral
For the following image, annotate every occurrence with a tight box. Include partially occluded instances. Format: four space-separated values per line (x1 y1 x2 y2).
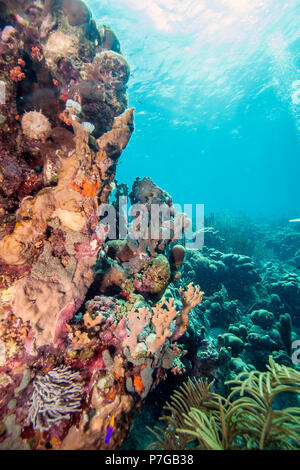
122 283 203 357
124 306 151 357
172 283 204 341
145 298 178 354
149 357 300 450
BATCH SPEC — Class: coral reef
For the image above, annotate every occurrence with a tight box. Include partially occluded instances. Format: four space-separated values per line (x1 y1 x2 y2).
0 0 205 451
1 2 299 453
269 273 300 320
0 1 204 451
181 246 260 299
123 215 300 450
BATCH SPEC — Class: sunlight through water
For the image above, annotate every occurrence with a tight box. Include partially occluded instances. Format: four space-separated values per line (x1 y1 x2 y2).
87 0 300 128
86 0 300 218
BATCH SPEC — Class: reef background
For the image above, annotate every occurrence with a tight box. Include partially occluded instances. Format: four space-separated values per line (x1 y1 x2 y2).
122 214 300 450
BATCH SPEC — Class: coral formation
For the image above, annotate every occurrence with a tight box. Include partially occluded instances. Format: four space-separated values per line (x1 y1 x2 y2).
0 1 202 450
0 0 299 454
123 215 300 450
180 246 260 300
21 111 52 140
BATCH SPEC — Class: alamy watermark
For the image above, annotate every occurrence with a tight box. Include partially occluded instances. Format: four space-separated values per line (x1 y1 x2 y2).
0 81 5 105
97 197 205 250
292 340 300 365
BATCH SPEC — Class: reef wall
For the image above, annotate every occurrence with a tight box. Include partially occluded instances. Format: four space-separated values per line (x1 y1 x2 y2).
0 1 202 450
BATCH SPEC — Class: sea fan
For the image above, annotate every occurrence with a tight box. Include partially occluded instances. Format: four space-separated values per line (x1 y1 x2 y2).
29 365 83 431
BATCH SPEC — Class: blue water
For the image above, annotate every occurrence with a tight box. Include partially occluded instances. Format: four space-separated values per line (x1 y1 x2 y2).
87 0 300 220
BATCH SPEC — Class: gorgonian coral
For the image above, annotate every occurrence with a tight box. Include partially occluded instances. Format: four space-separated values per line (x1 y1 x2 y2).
28 365 83 431
149 357 300 450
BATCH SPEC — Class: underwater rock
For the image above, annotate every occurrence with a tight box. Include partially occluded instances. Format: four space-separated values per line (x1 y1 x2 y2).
265 227 300 263
201 226 226 251
223 310 293 370
269 273 300 321
62 0 91 27
250 309 275 328
221 332 244 357
181 249 226 295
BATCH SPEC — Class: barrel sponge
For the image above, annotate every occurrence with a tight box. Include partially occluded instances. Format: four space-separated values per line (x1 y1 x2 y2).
21 111 51 140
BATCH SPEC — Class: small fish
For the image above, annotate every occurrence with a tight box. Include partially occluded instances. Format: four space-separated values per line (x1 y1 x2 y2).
289 218 300 222
120 291 130 299
105 414 114 445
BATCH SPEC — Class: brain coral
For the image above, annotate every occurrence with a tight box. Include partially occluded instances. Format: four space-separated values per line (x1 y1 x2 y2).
21 111 51 140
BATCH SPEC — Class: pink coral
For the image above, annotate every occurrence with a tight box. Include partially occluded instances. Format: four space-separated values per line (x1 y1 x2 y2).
124 307 151 357
145 298 178 354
